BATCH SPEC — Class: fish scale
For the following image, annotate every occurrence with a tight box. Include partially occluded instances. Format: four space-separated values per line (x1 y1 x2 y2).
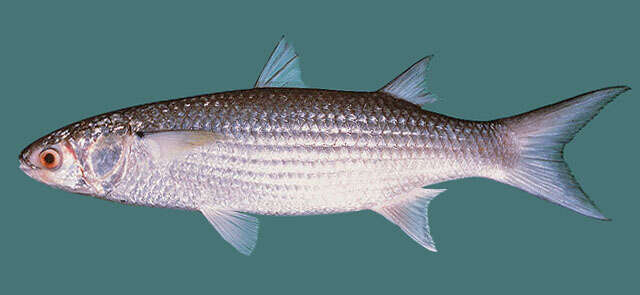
19 37 629 254
105 88 506 215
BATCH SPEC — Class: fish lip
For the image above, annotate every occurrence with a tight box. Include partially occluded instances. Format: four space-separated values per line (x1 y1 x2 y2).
19 159 56 188
18 150 41 180
18 144 37 169
19 160 37 179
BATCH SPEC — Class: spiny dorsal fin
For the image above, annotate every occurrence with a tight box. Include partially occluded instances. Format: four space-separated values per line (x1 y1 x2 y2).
201 208 259 255
255 36 306 88
372 188 446 252
379 56 438 105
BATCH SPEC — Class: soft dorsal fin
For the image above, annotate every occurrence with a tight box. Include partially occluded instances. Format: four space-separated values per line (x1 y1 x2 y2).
254 37 306 88
201 207 260 255
372 188 446 252
379 56 437 105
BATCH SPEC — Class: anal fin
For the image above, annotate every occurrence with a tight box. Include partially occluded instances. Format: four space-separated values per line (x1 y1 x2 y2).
372 188 446 252
200 207 259 255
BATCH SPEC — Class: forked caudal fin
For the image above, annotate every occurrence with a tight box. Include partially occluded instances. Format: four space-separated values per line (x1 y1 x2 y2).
499 86 630 220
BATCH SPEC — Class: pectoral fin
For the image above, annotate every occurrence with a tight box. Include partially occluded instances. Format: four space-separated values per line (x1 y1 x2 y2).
200 207 260 255
372 188 446 252
136 130 226 162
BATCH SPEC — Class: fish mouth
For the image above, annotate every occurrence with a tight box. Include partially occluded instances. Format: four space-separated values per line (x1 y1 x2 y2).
19 159 37 179
19 159 58 188
18 153 45 183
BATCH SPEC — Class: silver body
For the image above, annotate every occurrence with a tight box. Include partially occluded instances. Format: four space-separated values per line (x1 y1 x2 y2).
108 88 512 215
21 38 625 254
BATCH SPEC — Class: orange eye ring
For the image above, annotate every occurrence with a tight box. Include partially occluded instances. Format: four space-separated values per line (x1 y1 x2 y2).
39 148 61 170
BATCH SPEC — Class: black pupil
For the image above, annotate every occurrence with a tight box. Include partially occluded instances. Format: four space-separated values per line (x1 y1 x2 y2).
44 153 55 164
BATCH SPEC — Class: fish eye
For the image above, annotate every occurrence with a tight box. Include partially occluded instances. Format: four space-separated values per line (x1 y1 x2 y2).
39 148 61 169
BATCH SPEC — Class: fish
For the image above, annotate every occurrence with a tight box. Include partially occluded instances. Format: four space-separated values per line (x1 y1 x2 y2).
19 37 630 255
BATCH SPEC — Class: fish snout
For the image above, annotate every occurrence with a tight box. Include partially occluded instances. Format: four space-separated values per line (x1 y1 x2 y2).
18 143 38 174
19 159 41 184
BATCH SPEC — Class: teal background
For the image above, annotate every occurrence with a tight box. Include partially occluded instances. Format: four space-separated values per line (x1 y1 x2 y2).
1 0 637 293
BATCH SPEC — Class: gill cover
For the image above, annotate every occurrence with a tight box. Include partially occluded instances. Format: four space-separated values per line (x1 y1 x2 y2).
82 134 130 195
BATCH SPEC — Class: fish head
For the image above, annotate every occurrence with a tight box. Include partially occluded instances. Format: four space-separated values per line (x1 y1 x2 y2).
19 132 94 195
19 115 132 198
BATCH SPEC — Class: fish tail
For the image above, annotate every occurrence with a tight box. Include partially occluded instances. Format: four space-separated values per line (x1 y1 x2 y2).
498 86 630 220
